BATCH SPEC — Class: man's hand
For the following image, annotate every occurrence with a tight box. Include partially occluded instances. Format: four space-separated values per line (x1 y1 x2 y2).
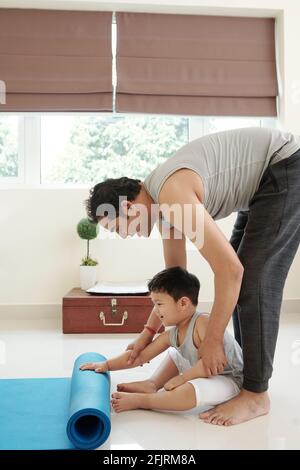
198 337 228 377
164 374 186 391
126 329 154 365
80 361 109 373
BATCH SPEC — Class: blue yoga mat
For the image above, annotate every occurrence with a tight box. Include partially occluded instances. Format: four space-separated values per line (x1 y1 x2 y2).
0 352 111 450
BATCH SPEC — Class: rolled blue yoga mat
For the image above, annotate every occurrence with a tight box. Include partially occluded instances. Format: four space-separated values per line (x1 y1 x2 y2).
0 352 111 450
67 353 111 449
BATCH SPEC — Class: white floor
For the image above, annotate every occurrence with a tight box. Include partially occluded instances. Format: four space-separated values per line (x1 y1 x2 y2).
0 313 300 450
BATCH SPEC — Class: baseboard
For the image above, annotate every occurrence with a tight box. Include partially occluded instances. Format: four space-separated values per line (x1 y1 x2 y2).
198 299 300 315
0 304 61 321
0 299 299 321
279 298 300 314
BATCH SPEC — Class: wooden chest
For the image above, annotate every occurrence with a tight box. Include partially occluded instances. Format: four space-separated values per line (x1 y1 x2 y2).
62 288 164 334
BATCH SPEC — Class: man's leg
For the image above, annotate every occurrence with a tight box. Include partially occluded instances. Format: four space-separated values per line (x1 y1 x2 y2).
237 154 300 393
201 150 300 425
229 210 249 346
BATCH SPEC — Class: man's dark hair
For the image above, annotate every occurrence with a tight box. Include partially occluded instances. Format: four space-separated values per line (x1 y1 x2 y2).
85 177 142 223
147 266 200 306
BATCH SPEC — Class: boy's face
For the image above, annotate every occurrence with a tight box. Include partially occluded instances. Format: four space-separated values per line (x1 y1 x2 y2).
150 291 191 326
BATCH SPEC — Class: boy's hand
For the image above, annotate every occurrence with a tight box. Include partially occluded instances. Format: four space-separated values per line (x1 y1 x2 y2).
164 374 186 391
80 361 109 373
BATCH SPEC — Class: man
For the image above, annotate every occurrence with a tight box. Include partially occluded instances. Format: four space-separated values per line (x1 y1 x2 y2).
86 126 300 425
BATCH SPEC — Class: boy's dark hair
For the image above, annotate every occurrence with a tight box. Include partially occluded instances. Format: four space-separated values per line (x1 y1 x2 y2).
85 177 142 223
147 266 200 306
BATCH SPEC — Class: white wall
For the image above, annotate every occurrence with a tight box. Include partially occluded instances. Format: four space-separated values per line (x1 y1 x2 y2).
1 0 300 308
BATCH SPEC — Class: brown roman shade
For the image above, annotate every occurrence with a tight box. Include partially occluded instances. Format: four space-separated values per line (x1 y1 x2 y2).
0 9 112 111
116 12 278 117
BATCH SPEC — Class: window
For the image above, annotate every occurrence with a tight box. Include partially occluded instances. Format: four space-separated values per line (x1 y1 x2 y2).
0 13 278 186
41 114 189 184
0 114 277 185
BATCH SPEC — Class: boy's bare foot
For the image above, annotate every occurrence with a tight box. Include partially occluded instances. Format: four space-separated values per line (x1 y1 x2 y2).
117 379 157 393
199 389 270 426
111 392 144 413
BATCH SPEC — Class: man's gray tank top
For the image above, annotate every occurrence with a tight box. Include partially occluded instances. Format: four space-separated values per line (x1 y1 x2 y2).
168 311 244 388
143 127 300 220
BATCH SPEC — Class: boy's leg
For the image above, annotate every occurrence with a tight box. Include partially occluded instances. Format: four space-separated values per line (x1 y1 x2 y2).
112 382 197 413
117 351 179 393
112 375 239 414
149 352 180 390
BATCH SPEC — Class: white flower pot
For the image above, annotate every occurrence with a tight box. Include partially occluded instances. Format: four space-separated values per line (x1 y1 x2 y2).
80 265 98 290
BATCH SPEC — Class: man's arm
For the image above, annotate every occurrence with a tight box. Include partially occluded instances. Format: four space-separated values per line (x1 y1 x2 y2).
144 222 187 334
159 184 244 376
158 219 187 269
196 207 243 341
127 212 187 364
126 220 186 364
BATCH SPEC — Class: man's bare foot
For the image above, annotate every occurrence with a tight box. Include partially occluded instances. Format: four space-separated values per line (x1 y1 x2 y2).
111 392 144 413
117 379 157 393
199 389 270 426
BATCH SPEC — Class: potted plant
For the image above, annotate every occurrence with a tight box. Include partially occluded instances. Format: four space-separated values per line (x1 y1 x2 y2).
77 218 99 290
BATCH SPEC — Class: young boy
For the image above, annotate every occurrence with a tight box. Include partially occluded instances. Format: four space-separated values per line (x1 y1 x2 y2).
80 267 243 417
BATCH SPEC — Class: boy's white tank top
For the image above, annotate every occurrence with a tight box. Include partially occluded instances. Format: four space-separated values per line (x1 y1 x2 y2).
143 127 300 220
168 311 244 388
